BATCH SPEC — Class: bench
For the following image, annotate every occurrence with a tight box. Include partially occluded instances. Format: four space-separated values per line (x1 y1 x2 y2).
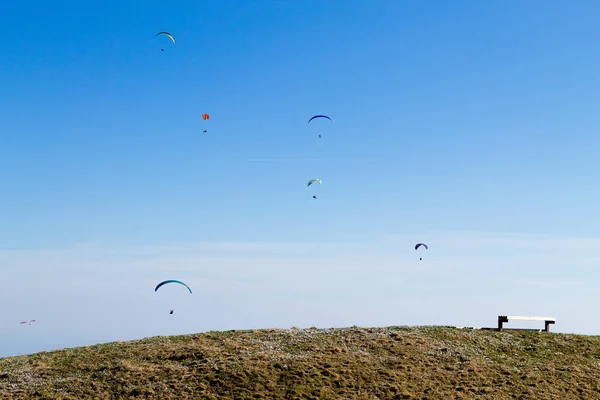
497 316 556 332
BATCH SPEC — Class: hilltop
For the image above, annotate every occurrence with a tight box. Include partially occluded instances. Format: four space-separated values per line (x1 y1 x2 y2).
1 326 600 399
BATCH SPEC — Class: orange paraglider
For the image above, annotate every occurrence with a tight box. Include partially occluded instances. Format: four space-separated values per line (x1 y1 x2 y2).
202 114 210 120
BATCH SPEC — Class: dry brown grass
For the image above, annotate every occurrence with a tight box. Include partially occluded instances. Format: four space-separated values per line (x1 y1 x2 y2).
1 325 600 399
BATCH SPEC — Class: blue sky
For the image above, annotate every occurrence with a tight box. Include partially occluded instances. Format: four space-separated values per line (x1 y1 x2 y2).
2 0 600 357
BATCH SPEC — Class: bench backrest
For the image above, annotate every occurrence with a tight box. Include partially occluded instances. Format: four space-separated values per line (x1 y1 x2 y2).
500 316 556 322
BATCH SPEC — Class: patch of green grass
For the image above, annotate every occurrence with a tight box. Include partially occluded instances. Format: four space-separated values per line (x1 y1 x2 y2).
1 326 600 399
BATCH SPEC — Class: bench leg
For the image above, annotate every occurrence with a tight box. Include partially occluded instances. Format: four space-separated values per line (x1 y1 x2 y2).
544 321 552 332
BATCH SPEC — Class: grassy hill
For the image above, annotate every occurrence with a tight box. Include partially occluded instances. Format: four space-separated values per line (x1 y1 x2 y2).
1 326 600 399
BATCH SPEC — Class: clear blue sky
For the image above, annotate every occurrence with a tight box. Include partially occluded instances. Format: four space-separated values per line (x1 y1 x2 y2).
2 0 600 357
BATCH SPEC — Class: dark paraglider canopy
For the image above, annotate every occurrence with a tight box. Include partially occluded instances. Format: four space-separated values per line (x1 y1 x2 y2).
155 280 192 294
308 115 333 124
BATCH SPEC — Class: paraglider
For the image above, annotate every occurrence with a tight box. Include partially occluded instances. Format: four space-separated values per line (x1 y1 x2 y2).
201 114 209 133
308 179 322 199
308 115 333 139
415 243 428 260
155 280 191 314
156 31 176 51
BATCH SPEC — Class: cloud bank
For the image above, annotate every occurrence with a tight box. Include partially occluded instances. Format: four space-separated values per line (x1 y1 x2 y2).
1 230 599 357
